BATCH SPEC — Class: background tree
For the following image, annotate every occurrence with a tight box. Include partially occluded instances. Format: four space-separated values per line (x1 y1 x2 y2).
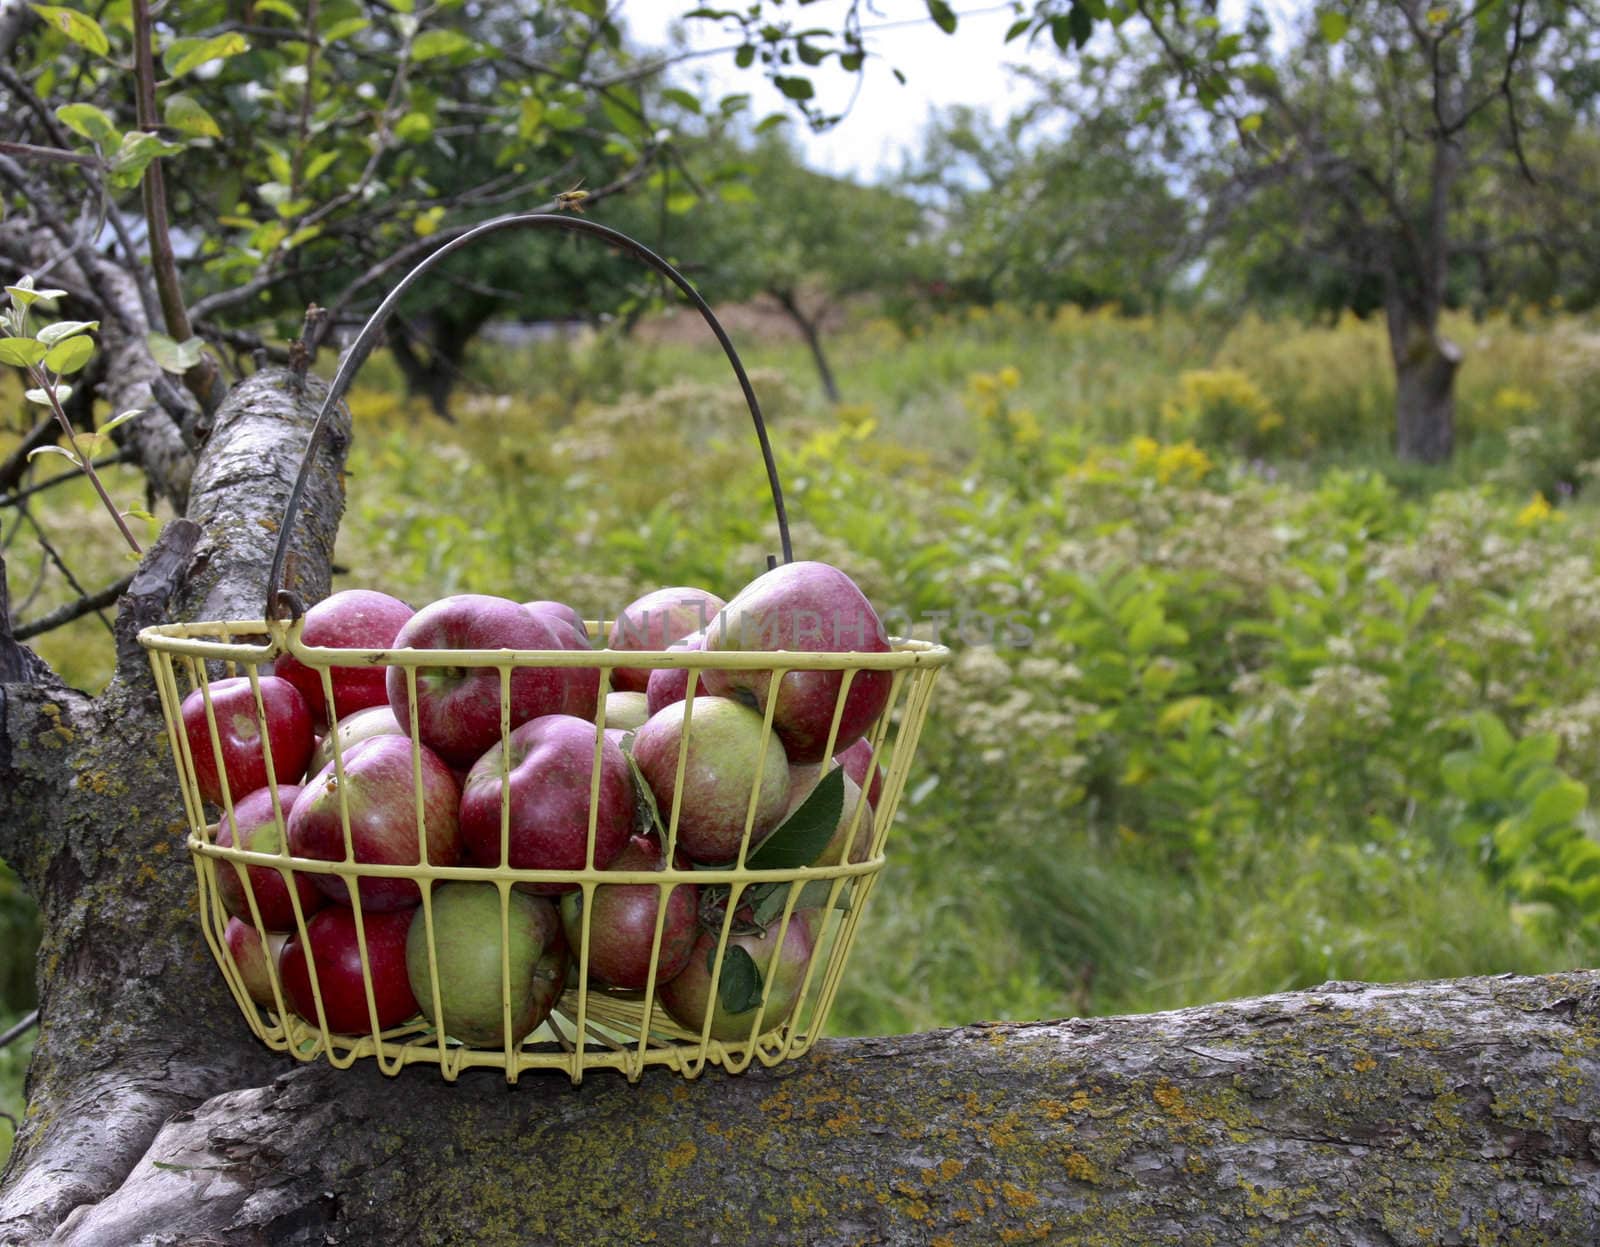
1002 0 1600 464
677 133 934 402
905 68 1194 315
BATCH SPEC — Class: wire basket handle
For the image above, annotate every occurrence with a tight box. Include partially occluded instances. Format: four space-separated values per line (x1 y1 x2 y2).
266 212 793 622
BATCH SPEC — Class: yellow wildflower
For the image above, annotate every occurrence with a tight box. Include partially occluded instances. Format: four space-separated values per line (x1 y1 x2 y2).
1516 492 1553 527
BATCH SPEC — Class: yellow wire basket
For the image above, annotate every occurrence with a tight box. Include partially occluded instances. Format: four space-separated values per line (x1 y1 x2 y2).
139 214 950 1083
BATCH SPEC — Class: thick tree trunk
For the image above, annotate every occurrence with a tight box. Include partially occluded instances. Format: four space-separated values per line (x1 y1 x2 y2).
386 321 460 423
0 368 349 1244
1385 293 1461 465
4 370 1600 1246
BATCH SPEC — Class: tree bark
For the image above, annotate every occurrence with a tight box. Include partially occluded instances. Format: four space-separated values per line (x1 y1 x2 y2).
6 972 1600 1246
5 370 1600 1246
1386 292 1461 466
0 367 348 1244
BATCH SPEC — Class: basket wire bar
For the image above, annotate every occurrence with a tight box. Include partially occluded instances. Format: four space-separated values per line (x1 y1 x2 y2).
140 216 950 1081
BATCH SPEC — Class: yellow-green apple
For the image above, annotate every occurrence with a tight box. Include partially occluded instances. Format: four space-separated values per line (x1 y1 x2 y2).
406 883 566 1046
274 589 415 727
631 697 789 865
559 834 699 990
308 704 405 776
603 691 650 731
287 735 461 910
659 909 820 1041
278 906 418 1033
385 595 570 769
459 714 634 892
182 675 314 807
216 784 323 930
224 916 288 1009
606 587 724 693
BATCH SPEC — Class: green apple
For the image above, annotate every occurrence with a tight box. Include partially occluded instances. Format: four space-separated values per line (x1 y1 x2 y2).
632 696 789 865
603 691 651 732
659 910 821 1042
406 882 564 1047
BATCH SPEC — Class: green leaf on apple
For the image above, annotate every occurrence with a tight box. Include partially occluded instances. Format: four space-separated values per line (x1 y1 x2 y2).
713 943 764 1015
622 740 669 840
747 767 844 870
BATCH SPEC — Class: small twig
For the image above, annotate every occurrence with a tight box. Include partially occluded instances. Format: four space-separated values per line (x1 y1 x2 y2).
0 140 102 169
0 1010 38 1050
25 365 143 555
17 506 116 636
0 450 133 509
15 572 135 640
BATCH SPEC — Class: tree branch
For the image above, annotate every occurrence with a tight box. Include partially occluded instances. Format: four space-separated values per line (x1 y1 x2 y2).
12 573 134 642
20 971 1600 1246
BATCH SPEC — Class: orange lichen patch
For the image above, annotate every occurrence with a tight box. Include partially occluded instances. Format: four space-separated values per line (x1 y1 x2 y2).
933 1236 957 1247
821 1113 862 1137
1063 1150 1103 1184
1152 1080 1196 1123
986 1111 1024 1148
662 1139 696 1175
1002 1181 1039 1210
1070 1089 1093 1113
1039 1098 1075 1121
999 1224 1056 1244
759 1083 795 1122
1353 1054 1378 1073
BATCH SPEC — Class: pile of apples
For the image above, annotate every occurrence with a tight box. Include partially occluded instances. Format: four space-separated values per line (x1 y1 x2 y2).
184 560 892 1048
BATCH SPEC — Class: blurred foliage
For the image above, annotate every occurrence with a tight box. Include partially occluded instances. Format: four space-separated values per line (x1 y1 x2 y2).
330 303 1600 1033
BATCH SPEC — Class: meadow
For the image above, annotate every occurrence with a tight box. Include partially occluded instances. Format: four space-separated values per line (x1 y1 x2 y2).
4 302 1600 1157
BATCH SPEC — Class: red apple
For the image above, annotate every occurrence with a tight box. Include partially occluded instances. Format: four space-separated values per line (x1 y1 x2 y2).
386 595 570 769
631 697 790 865
524 599 589 643
287 735 461 911
606 586 724 693
459 714 634 892
559 835 699 990
215 784 323 930
529 603 600 723
182 676 314 807
703 561 892 764
407 883 566 1046
279 906 418 1033
308 704 406 776
644 629 710 717
835 737 887 809
659 910 821 1042
224 916 289 1009
274 589 415 726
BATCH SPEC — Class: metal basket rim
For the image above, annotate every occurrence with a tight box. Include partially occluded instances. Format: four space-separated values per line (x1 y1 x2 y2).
137 619 955 671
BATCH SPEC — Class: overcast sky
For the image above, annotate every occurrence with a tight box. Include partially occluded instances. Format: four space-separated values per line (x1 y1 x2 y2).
624 2 1065 182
